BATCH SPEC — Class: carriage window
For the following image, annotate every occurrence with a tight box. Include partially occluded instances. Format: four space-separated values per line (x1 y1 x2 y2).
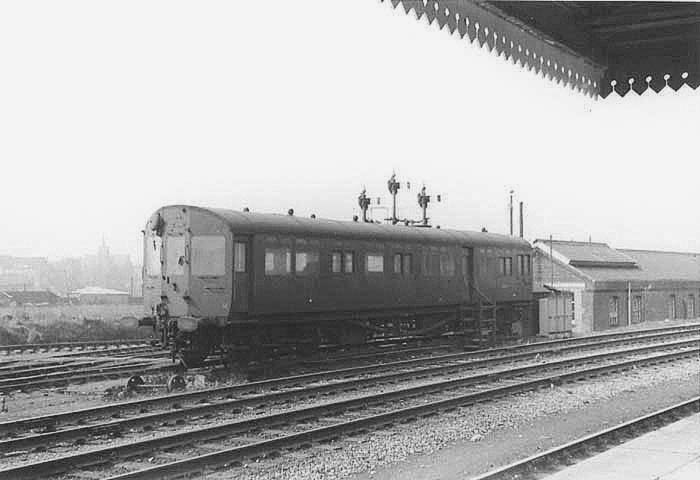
393 253 412 275
394 254 402 274
265 247 291 275
517 254 531 276
462 250 473 277
403 254 412 275
145 235 162 277
343 252 354 273
500 257 513 276
234 242 247 273
296 251 319 275
331 252 342 273
440 253 455 276
367 254 384 273
165 236 186 275
431 253 440 275
192 236 226 276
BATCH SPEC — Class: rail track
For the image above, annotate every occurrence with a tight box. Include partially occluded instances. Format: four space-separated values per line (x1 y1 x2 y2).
0 358 117 380
0 329 697 479
1 324 697 439
301 322 700 369
0 339 153 355
53 344 166 359
0 360 176 393
472 396 700 480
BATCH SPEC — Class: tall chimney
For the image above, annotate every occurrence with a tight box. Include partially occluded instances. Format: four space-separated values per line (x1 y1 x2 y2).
519 201 524 238
509 190 514 235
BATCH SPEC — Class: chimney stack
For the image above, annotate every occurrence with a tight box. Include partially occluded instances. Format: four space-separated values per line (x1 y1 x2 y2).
509 190 514 235
519 201 524 238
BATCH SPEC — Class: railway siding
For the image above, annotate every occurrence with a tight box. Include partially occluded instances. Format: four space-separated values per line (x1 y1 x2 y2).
1 327 698 440
0 338 697 479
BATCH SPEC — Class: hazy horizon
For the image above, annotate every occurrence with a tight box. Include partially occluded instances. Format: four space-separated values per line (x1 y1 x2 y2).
2 1 699 263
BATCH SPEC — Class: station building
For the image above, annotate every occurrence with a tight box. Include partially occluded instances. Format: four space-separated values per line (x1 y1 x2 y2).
533 240 700 335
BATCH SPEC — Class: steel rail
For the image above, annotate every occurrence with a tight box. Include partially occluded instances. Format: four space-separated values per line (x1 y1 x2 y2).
1 328 697 439
302 342 455 366
0 339 151 355
2 337 696 453
441 323 700 358
0 359 73 374
0 359 116 380
471 396 700 480
7 347 693 480
53 345 161 359
0 362 175 393
0 340 700 478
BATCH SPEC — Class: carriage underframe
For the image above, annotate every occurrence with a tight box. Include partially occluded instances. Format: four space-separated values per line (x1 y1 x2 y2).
165 300 535 368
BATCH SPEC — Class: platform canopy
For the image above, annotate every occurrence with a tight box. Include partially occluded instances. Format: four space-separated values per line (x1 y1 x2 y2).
384 1 700 98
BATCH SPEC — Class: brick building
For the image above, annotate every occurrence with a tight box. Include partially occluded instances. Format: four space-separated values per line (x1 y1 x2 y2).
533 240 700 334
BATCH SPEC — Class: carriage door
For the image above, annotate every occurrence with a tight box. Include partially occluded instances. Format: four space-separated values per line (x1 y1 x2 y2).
462 247 474 302
232 236 251 312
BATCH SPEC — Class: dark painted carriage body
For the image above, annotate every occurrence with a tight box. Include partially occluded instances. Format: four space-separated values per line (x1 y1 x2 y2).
143 205 535 365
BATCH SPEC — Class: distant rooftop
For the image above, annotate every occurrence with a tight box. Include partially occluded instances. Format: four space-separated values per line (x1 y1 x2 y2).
535 239 700 283
533 239 638 268
72 287 129 296
0 290 59 304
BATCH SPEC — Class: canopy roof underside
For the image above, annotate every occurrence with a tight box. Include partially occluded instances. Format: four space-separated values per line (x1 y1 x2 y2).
385 1 700 98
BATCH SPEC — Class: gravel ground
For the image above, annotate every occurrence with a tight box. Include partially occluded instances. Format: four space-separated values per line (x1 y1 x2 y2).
208 355 700 480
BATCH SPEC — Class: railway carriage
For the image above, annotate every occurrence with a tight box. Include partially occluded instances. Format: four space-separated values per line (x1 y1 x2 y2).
142 205 535 367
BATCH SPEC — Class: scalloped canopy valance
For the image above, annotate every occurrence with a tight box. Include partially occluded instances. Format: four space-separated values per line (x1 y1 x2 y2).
384 1 700 98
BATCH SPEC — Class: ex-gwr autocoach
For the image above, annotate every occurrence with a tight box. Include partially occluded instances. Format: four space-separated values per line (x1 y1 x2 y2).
142 205 535 367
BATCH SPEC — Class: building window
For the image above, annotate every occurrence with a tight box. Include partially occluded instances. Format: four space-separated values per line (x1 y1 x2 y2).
331 252 342 273
366 254 384 273
234 242 247 273
343 252 354 273
632 295 642 323
265 247 291 275
668 295 676 320
609 296 619 326
688 295 695 319
191 235 226 277
500 257 513 276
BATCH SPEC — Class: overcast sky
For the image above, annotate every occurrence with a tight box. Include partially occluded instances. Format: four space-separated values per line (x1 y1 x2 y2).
1 1 699 263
